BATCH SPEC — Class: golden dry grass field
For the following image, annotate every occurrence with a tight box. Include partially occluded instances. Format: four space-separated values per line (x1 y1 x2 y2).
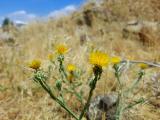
0 0 160 120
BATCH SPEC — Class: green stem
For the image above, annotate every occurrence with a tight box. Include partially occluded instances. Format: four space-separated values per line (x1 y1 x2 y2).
38 79 79 120
114 65 123 120
71 83 84 104
114 64 122 88
121 60 160 68
64 86 84 105
115 92 123 120
125 70 144 95
115 72 122 87
114 69 145 120
58 56 68 81
79 74 100 120
123 98 145 111
54 98 79 120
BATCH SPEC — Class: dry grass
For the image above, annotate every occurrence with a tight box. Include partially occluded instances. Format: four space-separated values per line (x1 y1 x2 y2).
0 0 160 120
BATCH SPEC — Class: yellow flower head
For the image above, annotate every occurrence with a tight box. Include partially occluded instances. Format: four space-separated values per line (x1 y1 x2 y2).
89 51 109 67
67 64 76 72
48 53 55 61
28 59 41 70
110 56 121 64
138 63 149 69
56 44 68 54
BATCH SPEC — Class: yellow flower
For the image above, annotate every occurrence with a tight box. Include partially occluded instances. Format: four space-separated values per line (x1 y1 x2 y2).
89 51 109 67
48 53 55 61
138 63 149 69
28 59 41 70
110 56 121 64
56 44 68 54
67 64 76 72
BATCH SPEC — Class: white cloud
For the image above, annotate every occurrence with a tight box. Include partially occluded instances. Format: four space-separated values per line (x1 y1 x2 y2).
7 10 37 23
0 10 37 25
0 4 77 25
48 5 77 18
8 10 26 16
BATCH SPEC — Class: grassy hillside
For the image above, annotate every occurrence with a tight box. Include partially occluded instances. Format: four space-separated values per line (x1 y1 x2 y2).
0 0 160 120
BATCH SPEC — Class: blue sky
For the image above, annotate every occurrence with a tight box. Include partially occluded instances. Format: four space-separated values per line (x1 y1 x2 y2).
0 0 84 23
